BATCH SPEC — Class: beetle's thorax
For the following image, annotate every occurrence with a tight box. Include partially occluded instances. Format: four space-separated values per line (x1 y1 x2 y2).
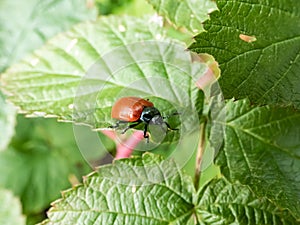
140 107 162 124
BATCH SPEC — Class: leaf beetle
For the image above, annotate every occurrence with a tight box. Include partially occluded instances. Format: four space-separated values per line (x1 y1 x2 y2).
110 96 178 141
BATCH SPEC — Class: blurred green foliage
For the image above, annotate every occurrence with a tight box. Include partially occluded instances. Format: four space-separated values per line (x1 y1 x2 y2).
96 0 154 16
0 116 92 223
96 0 134 15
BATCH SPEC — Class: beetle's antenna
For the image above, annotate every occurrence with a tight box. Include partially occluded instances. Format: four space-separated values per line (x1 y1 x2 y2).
162 112 180 119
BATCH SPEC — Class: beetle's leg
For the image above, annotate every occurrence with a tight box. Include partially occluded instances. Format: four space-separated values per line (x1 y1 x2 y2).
162 112 180 132
109 121 128 128
143 124 149 143
121 122 141 134
165 122 179 131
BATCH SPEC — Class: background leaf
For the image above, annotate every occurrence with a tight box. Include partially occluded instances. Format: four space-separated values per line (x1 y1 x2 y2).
214 99 300 218
189 0 300 109
0 116 91 214
0 189 25 225
95 0 134 15
0 0 97 73
1 16 209 141
196 178 298 224
0 93 16 151
41 153 196 225
147 0 217 34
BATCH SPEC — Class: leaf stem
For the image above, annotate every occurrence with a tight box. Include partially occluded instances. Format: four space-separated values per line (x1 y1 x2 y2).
194 120 207 190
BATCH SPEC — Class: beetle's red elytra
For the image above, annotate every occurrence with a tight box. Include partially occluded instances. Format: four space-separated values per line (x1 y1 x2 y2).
111 97 154 122
110 96 178 141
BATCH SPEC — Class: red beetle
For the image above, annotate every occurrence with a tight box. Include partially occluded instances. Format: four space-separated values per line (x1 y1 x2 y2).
110 97 177 140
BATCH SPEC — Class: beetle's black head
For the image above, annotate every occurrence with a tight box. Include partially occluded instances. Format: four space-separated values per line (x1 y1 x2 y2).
140 107 163 124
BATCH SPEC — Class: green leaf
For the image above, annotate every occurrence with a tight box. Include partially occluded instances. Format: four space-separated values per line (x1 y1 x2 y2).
95 0 134 15
196 178 298 224
26 213 47 225
0 0 97 73
189 0 300 109
0 93 16 151
0 189 25 225
113 0 155 16
40 154 298 224
0 116 91 214
41 153 196 225
1 16 208 135
215 99 300 218
147 0 217 34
